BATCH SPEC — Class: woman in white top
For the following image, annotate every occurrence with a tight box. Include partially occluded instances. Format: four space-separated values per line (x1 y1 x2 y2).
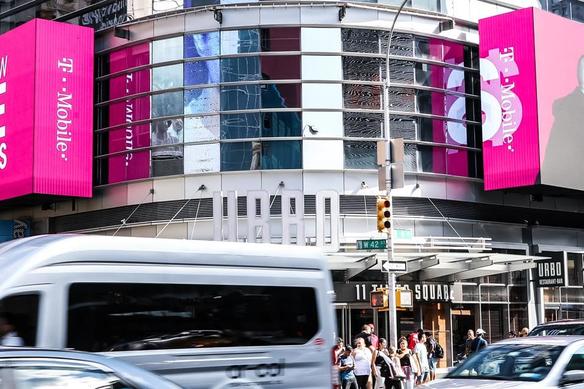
352 337 373 389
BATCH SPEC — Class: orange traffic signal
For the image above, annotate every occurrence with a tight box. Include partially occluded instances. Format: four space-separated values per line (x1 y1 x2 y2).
370 289 388 310
376 197 391 233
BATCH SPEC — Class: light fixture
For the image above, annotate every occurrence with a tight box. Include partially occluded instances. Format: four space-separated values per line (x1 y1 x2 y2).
214 9 223 24
338 6 347 22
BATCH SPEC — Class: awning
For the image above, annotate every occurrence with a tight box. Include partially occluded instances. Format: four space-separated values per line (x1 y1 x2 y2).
327 251 546 282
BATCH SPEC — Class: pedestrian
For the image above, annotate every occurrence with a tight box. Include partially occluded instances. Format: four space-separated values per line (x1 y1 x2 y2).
519 327 529 337
414 332 430 385
469 328 488 354
424 332 438 381
333 337 346 365
352 337 373 389
463 329 475 357
0 313 24 346
396 337 420 389
386 346 405 389
372 338 389 389
507 331 517 338
355 324 373 349
407 329 422 351
339 346 358 389
369 323 379 349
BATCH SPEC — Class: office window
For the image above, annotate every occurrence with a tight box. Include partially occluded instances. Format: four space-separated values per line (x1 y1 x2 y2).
344 112 383 138
184 60 220 85
153 64 183 91
184 31 220 58
152 36 183 63
221 29 260 55
220 113 261 139
261 56 301 80
261 84 301 108
184 87 220 115
262 112 302 137
260 27 300 51
344 141 377 169
341 28 379 53
343 84 382 110
152 91 183 118
220 57 260 82
221 85 261 111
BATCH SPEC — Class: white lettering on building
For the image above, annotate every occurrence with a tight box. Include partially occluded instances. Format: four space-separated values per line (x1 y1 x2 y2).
56 58 74 161
0 56 8 169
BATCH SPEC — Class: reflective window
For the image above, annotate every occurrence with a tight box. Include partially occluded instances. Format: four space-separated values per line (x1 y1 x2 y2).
261 84 301 109
67 283 318 351
261 56 301 80
220 57 261 82
418 145 471 177
221 29 260 55
152 91 183 118
419 117 468 146
382 32 414 57
344 112 383 138
153 64 183 91
185 31 220 58
185 143 220 173
221 142 254 171
109 69 150 100
109 124 150 153
152 36 183 64
109 96 150 127
0 293 39 346
151 118 183 146
185 115 220 142
344 141 377 169
221 85 261 111
418 145 446 174
390 116 416 140
152 145 184 177
262 140 302 169
262 112 302 137
11 362 136 388
221 113 261 139
185 60 220 85
110 43 150 73
388 88 415 112
343 84 381 110
384 59 415 84
341 29 379 53
185 87 220 114
260 27 300 51
108 151 150 183
343 56 380 81
412 0 440 12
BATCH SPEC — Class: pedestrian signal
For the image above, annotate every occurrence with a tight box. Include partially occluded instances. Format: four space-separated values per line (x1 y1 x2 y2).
376 197 391 233
370 289 388 310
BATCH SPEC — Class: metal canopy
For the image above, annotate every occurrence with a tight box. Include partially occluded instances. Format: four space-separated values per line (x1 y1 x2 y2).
328 252 546 282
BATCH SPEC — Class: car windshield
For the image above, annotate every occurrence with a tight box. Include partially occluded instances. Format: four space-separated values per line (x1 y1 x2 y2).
447 344 565 382
530 325 584 336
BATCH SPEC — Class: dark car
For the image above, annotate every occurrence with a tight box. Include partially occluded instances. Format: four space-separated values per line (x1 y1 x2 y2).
529 320 584 336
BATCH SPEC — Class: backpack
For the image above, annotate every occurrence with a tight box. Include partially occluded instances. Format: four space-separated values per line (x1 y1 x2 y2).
434 342 445 359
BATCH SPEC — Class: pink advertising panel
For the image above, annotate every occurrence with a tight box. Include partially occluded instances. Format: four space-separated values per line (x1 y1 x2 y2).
0 19 93 201
108 43 151 184
479 8 539 191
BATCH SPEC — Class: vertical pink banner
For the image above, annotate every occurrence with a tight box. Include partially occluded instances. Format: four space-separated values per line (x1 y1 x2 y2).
0 22 36 201
33 19 94 197
0 19 93 201
108 43 151 184
479 8 540 190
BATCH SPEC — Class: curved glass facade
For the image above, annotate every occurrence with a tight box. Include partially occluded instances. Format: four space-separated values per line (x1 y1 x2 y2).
94 26 481 185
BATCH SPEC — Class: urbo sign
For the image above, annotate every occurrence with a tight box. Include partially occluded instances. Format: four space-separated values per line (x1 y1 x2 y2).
535 258 565 287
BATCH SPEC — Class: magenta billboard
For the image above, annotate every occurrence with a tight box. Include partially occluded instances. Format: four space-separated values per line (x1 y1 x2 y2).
480 7 584 191
0 19 93 201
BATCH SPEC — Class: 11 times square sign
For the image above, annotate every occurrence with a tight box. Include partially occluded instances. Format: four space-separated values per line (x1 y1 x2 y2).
0 19 93 201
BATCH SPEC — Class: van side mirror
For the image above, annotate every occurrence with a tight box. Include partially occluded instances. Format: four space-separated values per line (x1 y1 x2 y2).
560 370 584 386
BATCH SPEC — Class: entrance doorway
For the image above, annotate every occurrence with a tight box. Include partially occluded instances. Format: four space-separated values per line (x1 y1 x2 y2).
451 307 476 360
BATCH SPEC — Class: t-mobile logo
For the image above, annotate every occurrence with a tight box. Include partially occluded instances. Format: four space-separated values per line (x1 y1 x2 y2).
0 55 7 170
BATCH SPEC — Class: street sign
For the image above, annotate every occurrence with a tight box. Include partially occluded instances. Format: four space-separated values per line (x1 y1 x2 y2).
394 229 413 240
357 239 387 250
381 260 407 273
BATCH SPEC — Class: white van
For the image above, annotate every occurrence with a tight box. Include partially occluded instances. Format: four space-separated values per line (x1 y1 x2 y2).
0 235 337 389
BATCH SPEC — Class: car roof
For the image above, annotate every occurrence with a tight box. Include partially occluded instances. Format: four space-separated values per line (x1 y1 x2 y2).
0 234 328 293
533 320 584 326
0 347 180 388
495 336 584 346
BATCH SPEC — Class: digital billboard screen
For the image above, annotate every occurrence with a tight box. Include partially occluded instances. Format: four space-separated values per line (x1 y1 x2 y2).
480 7 584 191
0 19 93 201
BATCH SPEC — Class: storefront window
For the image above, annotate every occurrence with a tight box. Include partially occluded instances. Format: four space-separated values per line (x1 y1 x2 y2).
481 304 505 343
567 253 584 287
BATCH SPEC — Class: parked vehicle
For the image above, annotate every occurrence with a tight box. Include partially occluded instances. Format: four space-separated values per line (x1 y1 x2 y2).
529 320 584 336
421 336 584 389
0 235 337 389
0 347 181 388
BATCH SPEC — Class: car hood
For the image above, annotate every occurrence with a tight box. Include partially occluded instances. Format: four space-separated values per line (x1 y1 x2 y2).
421 378 541 389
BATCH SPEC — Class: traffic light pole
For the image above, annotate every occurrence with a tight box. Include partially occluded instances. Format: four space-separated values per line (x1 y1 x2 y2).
383 0 409 349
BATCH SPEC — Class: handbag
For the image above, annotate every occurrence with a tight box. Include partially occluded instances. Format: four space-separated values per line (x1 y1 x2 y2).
378 351 406 380
408 353 419 374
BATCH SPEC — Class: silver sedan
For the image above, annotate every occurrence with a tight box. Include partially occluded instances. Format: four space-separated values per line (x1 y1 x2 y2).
0 348 182 388
422 336 584 389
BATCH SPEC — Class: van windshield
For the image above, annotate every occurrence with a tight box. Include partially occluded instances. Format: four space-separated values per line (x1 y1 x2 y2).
67 283 320 352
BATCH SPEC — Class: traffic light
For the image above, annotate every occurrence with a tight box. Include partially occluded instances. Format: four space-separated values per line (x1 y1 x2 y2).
370 288 388 310
376 197 391 233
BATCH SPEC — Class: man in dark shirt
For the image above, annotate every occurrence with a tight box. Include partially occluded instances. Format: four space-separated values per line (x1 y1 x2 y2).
353 324 372 348
469 328 488 355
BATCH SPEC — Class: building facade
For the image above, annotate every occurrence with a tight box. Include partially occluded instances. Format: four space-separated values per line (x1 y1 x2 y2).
1 0 584 367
